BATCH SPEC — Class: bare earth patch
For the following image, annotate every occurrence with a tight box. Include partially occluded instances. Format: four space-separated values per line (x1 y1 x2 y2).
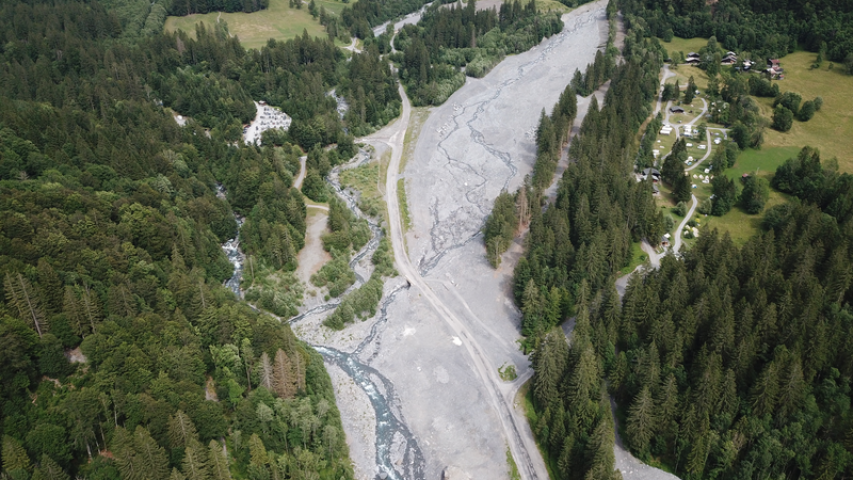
296 208 332 298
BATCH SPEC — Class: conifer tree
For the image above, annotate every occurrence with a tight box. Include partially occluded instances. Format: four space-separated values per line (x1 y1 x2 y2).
272 349 296 399
181 445 209 480
2 435 32 474
626 386 655 455
34 454 69 480
168 410 201 450
4 273 45 337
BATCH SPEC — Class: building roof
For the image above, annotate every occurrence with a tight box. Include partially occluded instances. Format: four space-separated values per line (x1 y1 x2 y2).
670 106 685 113
643 168 661 176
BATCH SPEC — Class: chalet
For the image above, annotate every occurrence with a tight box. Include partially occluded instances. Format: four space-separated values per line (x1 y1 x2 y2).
685 58 701 65
643 168 662 182
687 52 700 59
768 59 781 68
670 106 685 114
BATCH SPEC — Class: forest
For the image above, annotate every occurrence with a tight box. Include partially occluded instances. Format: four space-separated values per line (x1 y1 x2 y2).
501 0 853 477
0 0 363 479
620 0 853 72
391 0 565 105
482 4 667 478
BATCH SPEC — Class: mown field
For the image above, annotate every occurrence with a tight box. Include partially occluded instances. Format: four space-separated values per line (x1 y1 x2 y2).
164 0 349 49
660 35 708 57
756 51 853 172
696 146 799 245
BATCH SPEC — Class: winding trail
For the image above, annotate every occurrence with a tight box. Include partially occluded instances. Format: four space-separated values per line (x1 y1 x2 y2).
654 64 675 115
293 155 307 189
672 194 698 254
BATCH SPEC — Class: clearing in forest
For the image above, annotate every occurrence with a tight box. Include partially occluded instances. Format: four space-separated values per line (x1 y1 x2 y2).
755 51 853 172
164 0 349 50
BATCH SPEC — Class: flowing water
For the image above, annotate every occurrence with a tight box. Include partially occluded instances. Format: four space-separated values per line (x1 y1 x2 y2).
218 184 246 298
288 156 426 480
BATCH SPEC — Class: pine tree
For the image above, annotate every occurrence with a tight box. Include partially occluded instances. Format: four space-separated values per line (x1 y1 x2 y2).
2 435 32 473
532 330 568 409
557 435 574 480
207 441 231 480
291 350 305 392
34 454 69 480
168 410 201 449
4 272 46 337
272 349 296 398
750 361 779 417
134 427 170 480
584 414 616 480
248 434 267 467
626 386 655 455
259 352 273 390
181 445 209 480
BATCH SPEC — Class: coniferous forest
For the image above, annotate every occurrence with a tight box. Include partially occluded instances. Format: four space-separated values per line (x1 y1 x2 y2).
492 0 853 479
392 0 565 105
0 0 412 477
621 0 853 70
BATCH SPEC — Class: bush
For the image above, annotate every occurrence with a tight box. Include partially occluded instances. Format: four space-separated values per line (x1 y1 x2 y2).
772 105 794 132
672 201 687 217
371 238 397 277
311 252 356 297
773 91 802 114
797 100 816 121
323 274 384 329
697 198 713 215
814 96 824 111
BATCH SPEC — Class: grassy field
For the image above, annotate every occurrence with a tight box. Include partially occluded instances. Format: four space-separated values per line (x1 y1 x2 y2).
397 178 412 232
660 36 708 57
690 147 798 245
339 150 390 225
535 0 572 14
756 51 853 172
401 107 430 173
164 0 348 50
620 241 647 275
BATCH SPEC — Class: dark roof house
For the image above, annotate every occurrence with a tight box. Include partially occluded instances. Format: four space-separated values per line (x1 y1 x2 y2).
670 106 685 113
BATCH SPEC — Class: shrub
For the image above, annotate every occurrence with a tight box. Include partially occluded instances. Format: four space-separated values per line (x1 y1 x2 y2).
772 105 794 132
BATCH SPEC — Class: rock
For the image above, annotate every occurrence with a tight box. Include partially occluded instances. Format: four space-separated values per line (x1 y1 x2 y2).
441 466 471 480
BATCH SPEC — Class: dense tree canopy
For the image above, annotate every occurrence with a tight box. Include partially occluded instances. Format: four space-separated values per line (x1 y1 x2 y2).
393 0 565 105
620 0 853 67
0 1 360 479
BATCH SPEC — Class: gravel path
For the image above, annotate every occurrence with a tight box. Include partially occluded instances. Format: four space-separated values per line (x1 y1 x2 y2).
293 156 307 189
672 194 698 254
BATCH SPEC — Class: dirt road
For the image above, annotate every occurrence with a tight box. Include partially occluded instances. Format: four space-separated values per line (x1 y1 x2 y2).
383 85 548 479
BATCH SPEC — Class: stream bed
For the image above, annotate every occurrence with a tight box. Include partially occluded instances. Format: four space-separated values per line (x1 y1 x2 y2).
287 155 426 480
